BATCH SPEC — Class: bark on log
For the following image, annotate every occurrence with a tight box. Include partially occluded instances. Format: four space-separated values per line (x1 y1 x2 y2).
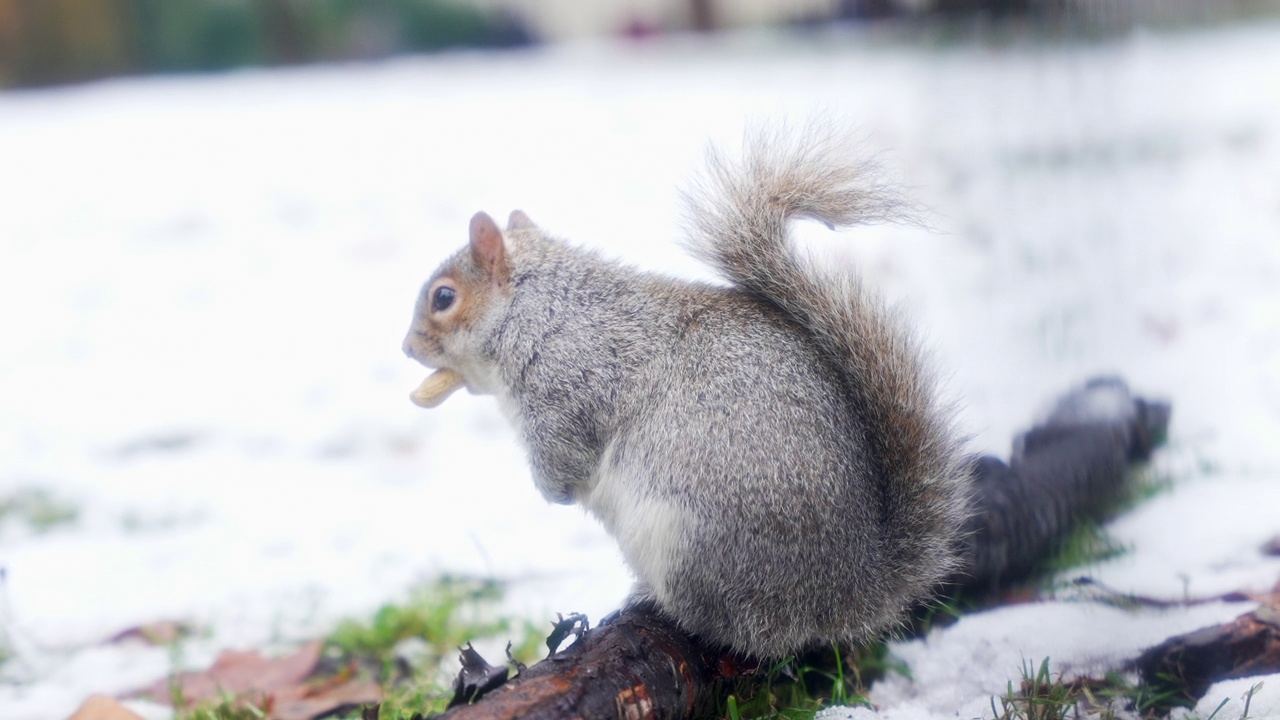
436 605 750 720
1135 604 1280 714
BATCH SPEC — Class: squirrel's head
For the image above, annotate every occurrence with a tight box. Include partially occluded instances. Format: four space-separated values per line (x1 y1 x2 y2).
403 210 535 408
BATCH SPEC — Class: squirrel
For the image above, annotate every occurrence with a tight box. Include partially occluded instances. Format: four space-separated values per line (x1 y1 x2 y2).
402 126 973 658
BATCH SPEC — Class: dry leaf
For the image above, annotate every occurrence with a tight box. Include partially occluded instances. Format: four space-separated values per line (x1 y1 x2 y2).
270 679 383 720
129 640 323 707
127 641 382 720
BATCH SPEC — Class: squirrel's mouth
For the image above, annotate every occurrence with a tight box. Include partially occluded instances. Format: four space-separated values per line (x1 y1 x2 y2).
409 367 466 409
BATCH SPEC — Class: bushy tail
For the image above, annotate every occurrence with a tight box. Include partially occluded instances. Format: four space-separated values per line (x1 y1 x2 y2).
681 123 970 606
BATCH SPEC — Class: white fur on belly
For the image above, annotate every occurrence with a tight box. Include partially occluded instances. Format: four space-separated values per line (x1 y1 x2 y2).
584 447 689 600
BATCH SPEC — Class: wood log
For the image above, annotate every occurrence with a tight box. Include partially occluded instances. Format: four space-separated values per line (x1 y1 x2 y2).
1135 603 1280 713
436 605 753 720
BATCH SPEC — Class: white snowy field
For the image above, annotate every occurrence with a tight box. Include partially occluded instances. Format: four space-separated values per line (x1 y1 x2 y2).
1 18 1279 720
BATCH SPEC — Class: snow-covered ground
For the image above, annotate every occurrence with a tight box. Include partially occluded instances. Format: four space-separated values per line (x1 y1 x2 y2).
2 18 1279 720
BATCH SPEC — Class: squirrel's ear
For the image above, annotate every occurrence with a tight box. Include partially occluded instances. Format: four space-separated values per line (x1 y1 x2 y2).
469 211 510 286
507 210 536 231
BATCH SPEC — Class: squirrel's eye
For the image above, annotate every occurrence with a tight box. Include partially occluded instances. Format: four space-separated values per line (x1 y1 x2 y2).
431 285 457 313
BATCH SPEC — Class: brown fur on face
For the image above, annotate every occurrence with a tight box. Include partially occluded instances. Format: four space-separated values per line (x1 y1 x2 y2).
403 212 514 370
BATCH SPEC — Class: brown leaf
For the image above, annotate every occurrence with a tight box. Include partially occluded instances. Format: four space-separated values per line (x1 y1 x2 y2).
128 640 323 707
269 679 383 720
66 695 145 720
126 641 383 720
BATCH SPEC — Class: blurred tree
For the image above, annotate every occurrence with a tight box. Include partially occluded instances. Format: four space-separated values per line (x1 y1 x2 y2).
4 0 130 86
3 0 1271 89
837 0 899 20
0 0 16 85
689 0 716 32
128 0 263 73
260 0 308 65
396 0 518 51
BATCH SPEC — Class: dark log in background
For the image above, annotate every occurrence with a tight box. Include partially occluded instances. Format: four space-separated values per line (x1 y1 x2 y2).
1136 603 1280 714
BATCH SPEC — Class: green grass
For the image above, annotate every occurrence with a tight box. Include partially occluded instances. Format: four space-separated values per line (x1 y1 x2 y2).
1236 681 1265 720
1038 523 1130 577
0 632 12 671
1140 678 1266 720
328 576 506 660
178 696 268 720
987 661 1270 720
327 573 543 666
0 487 79 534
991 658 1079 720
1099 671 1183 717
170 575 543 720
327 575 543 719
719 642 898 720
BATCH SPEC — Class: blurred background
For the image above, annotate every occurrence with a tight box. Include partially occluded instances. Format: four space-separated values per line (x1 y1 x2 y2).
3 0 1280 88
2 2 1279 719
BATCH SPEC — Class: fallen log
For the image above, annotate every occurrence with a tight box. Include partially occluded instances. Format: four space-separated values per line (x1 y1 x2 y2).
1135 601 1280 714
436 605 752 720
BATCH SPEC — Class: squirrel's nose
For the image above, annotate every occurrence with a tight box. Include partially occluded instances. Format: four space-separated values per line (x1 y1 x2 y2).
402 336 418 361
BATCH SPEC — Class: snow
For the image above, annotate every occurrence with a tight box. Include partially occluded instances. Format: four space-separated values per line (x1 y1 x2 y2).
859 601 1266 719
2 18 1280 720
1177 677 1280 720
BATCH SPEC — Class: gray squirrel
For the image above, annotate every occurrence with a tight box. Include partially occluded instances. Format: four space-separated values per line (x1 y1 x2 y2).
401 127 1167 658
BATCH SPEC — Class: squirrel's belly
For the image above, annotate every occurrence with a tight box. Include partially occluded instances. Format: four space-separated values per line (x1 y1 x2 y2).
583 458 690 600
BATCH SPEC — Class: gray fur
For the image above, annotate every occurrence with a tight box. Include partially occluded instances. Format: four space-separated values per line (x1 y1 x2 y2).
408 126 972 658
